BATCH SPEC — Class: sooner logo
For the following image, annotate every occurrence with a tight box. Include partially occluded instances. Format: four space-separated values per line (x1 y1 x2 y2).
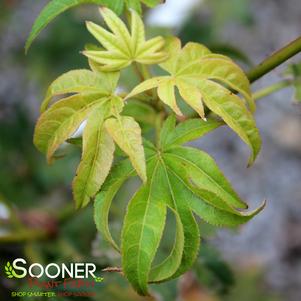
4 259 97 279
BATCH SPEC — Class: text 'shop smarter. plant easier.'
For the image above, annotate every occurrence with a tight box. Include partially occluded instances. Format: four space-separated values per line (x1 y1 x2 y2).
28 1 267 296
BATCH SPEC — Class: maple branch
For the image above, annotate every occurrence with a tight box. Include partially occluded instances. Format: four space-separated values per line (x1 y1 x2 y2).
253 79 295 101
247 36 301 83
102 267 123 274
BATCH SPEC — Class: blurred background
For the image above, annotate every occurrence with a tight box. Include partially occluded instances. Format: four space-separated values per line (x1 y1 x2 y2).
0 0 300 300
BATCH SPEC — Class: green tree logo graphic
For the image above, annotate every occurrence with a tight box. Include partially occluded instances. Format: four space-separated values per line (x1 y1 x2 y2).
5 262 15 278
94 276 104 283
4 262 24 279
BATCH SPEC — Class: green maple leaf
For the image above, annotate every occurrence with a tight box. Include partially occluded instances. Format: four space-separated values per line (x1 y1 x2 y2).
34 69 146 208
105 116 147 182
94 116 265 295
25 0 164 53
127 37 261 165
83 7 167 71
125 0 164 14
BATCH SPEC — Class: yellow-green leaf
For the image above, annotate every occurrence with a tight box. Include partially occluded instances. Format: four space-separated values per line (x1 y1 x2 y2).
94 158 137 252
105 116 147 182
83 8 167 71
198 80 261 165
127 37 260 164
73 106 115 208
176 79 205 119
41 69 119 112
25 0 125 53
196 56 255 111
34 93 106 162
157 79 183 116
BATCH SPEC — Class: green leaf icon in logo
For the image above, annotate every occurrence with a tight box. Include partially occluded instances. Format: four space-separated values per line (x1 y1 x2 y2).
94 276 104 283
4 262 23 279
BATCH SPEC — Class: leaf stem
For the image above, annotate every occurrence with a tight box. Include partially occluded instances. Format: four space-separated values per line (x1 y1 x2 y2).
247 36 301 83
140 64 152 80
134 62 145 82
155 112 164 147
253 79 294 101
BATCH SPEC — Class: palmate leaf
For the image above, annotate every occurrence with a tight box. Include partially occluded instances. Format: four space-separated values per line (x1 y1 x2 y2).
34 69 119 160
83 8 167 71
94 116 265 295
25 0 124 53
72 106 115 208
40 69 119 112
126 0 164 14
127 37 261 165
121 159 167 295
25 0 165 53
105 116 147 182
162 117 223 147
94 158 138 251
122 100 157 127
34 68 147 208
34 93 107 162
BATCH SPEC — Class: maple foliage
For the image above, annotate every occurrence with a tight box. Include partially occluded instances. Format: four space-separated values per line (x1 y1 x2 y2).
28 3 267 296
